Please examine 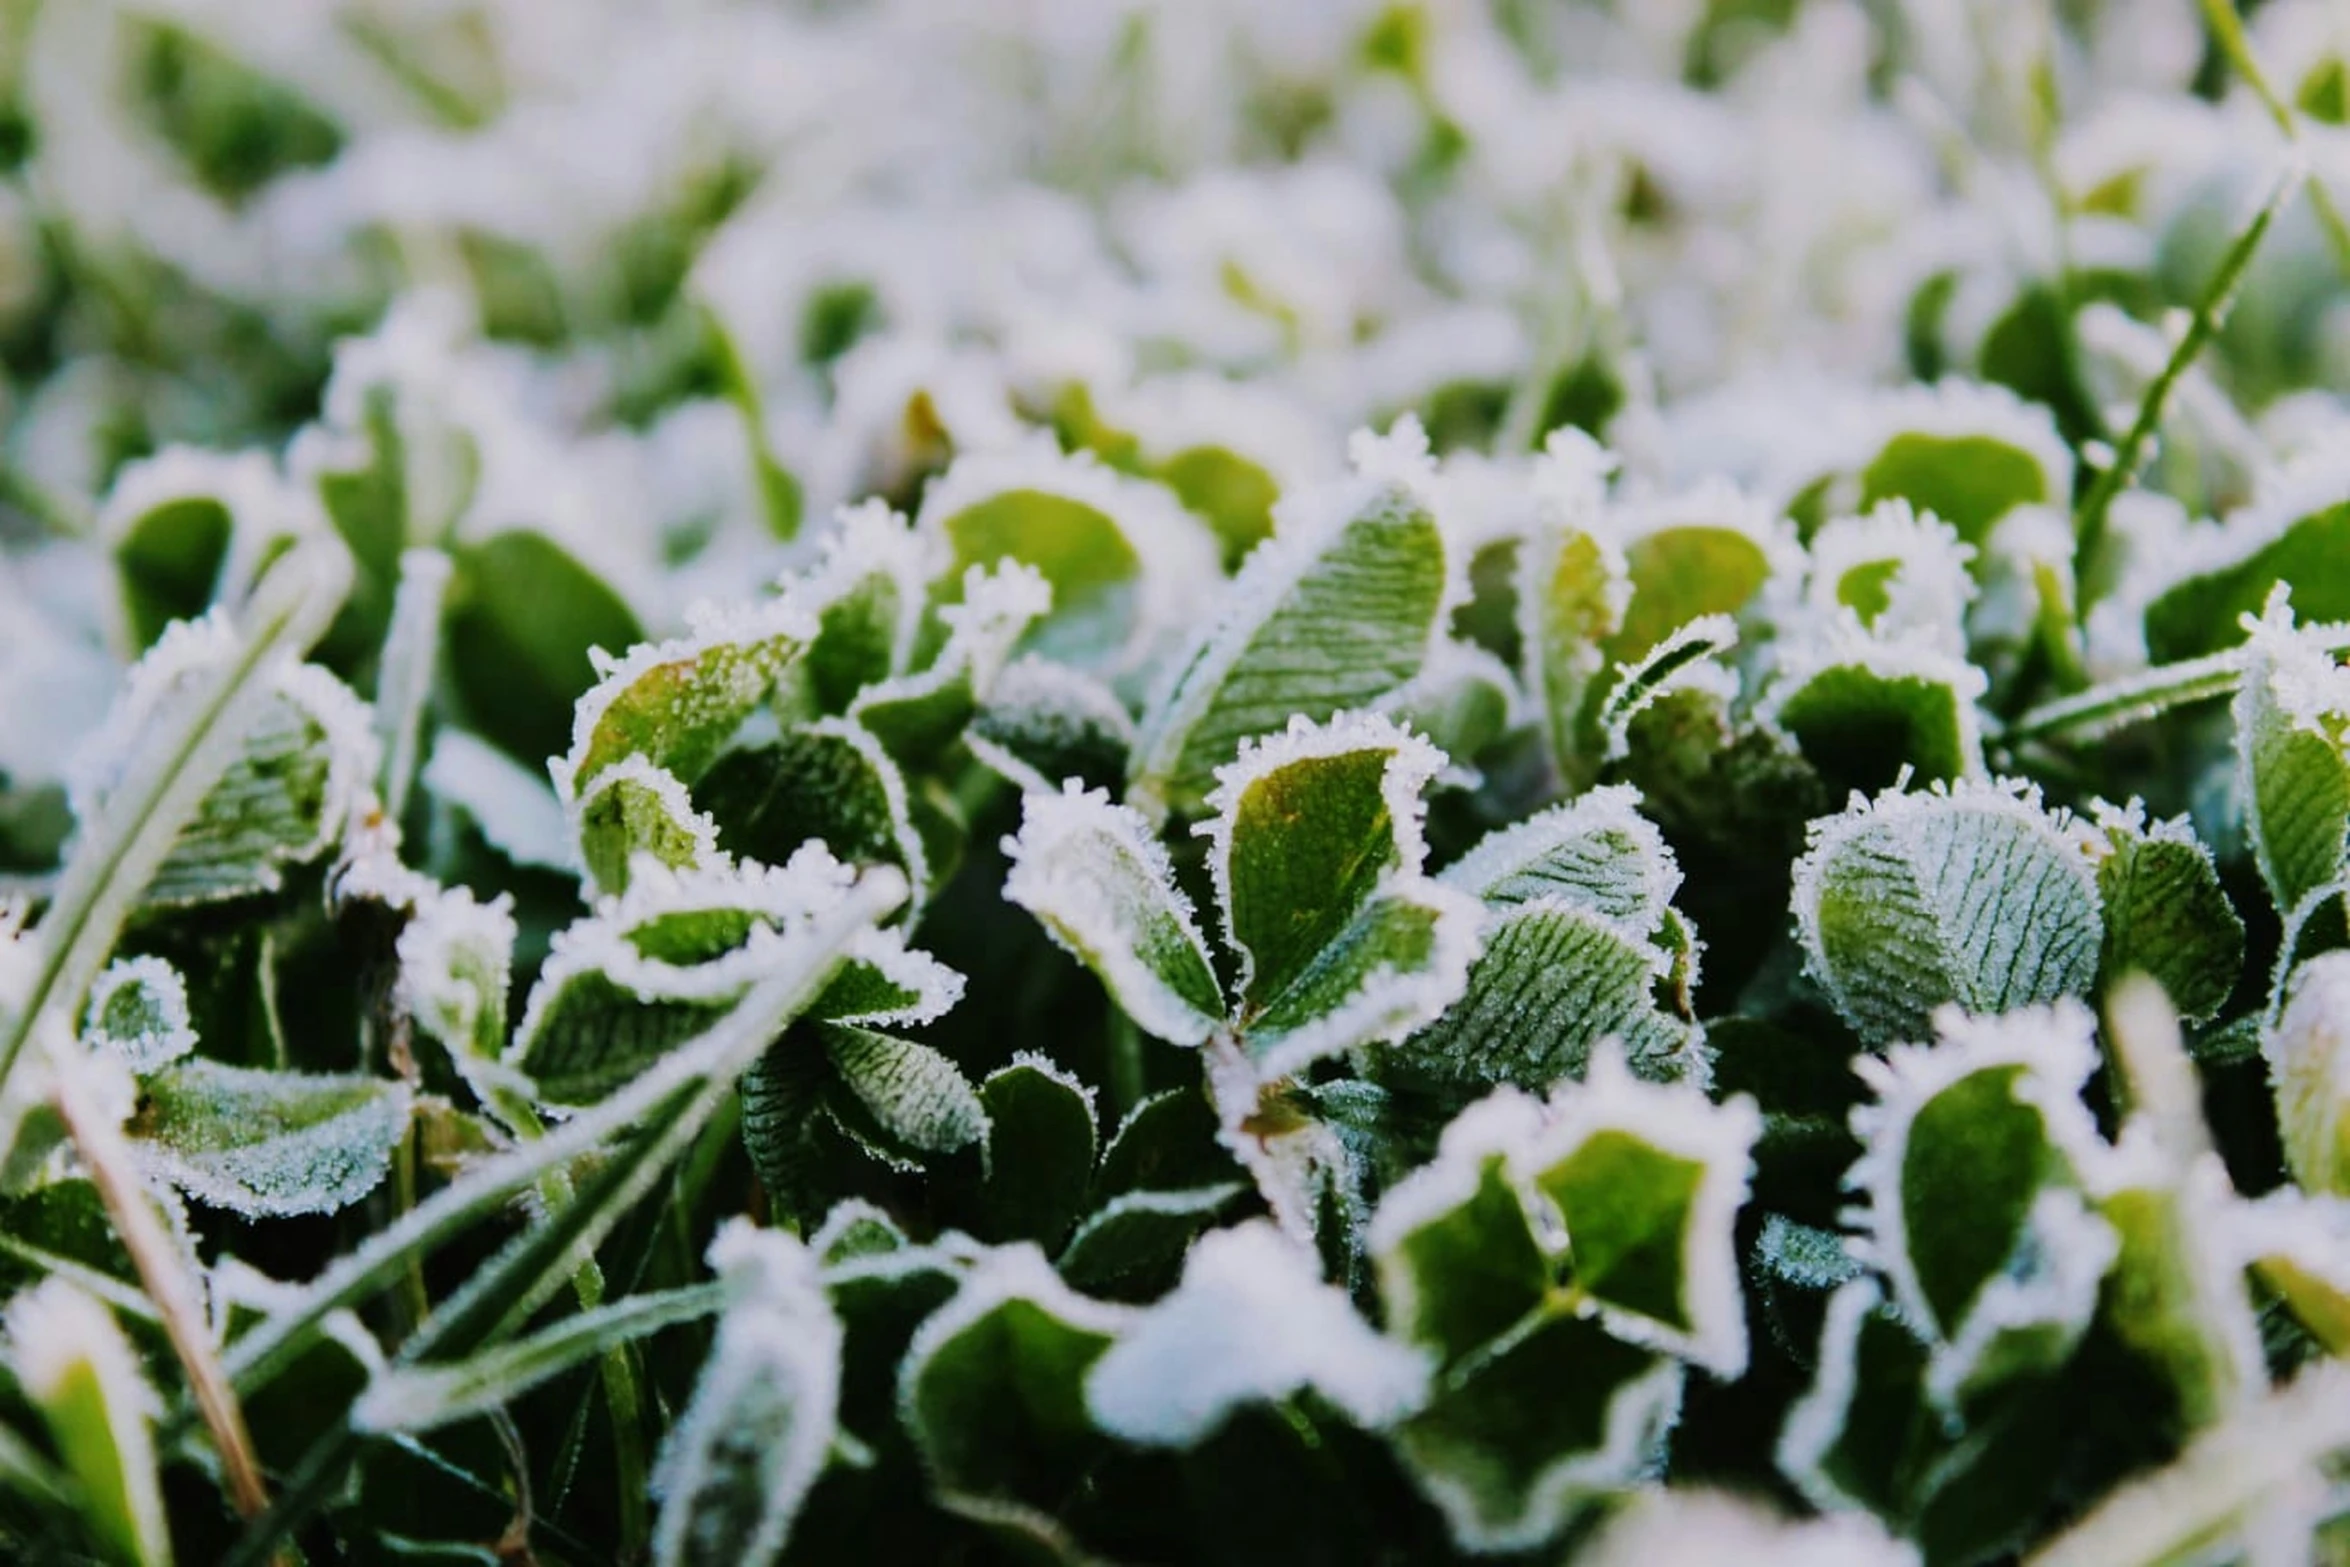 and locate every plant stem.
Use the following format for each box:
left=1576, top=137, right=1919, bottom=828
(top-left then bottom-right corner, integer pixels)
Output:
left=50, top=1053, right=273, bottom=1528
left=2072, top=159, right=2298, bottom=615
left=0, top=542, right=351, bottom=1145
left=2004, top=627, right=2350, bottom=745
